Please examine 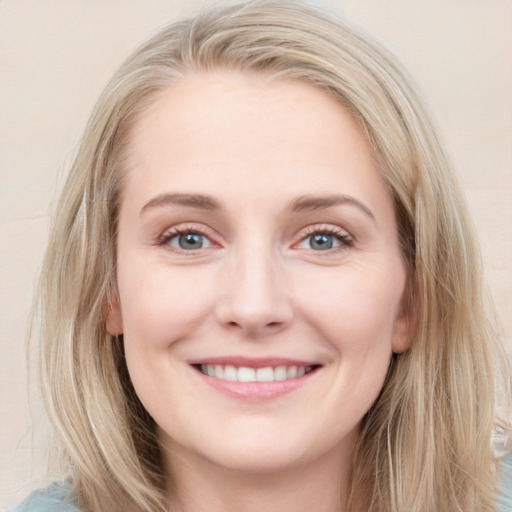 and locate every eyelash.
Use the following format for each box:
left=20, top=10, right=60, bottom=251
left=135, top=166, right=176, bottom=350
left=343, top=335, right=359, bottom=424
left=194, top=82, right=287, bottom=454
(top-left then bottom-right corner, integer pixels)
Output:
left=157, top=225, right=216, bottom=250
left=294, top=225, right=354, bottom=252
left=157, top=224, right=354, bottom=254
